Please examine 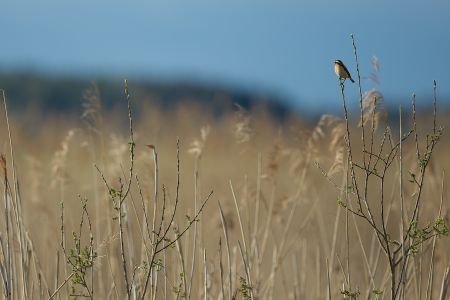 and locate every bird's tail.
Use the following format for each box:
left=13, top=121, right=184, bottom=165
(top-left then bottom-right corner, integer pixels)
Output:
left=350, top=77, right=355, bottom=83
